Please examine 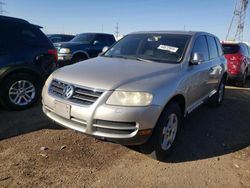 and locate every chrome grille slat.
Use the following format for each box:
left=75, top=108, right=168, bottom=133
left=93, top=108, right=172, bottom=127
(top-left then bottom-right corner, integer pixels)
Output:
left=50, top=86, right=64, bottom=95
left=72, top=95, right=96, bottom=103
left=74, top=89, right=101, bottom=98
left=49, top=79, right=103, bottom=106
left=51, top=81, right=65, bottom=89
